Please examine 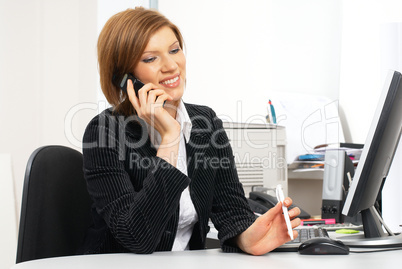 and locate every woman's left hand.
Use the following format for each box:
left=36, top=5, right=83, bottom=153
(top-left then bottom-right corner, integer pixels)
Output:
left=236, top=197, right=301, bottom=255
